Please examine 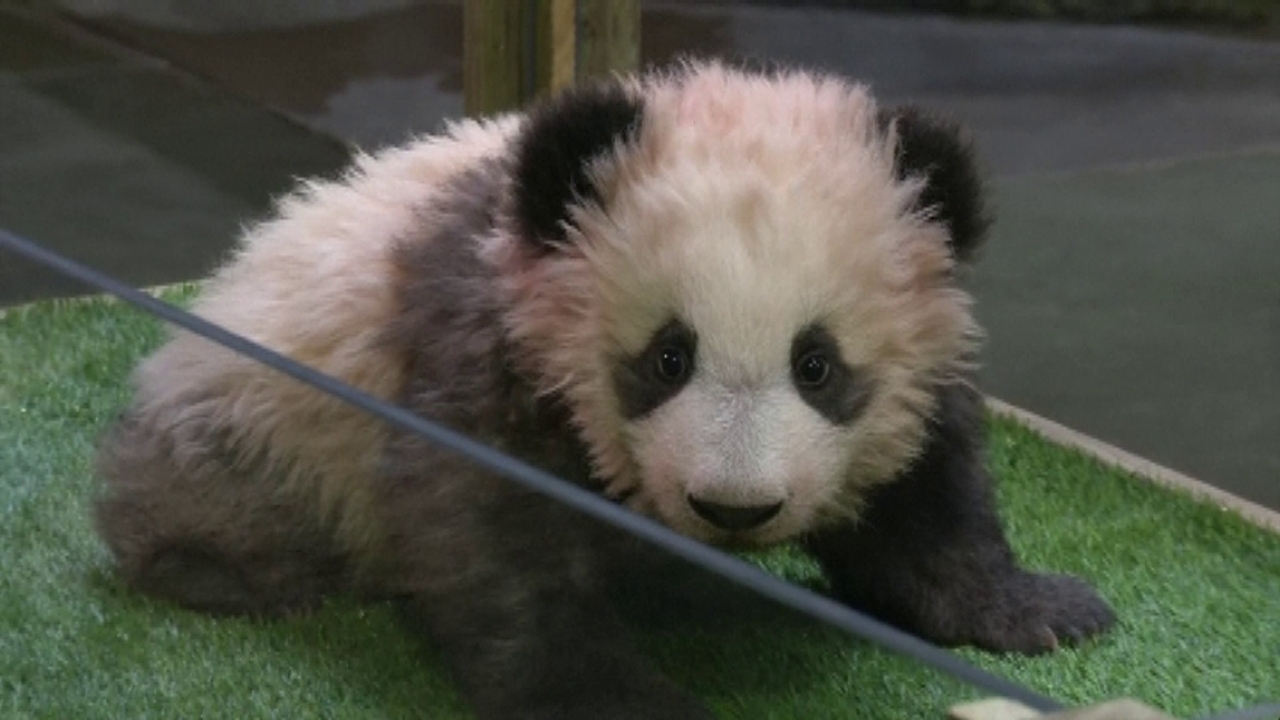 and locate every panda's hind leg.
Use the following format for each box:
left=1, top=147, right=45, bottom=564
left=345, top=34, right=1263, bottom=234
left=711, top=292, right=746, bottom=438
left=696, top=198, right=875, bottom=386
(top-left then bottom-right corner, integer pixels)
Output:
left=94, top=410, right=348, bottom=617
